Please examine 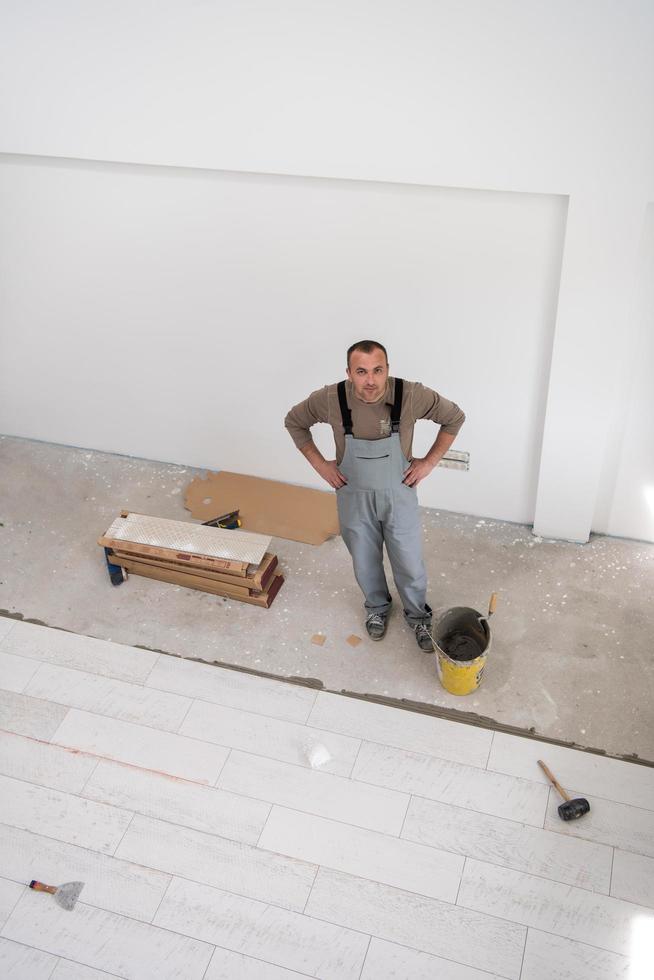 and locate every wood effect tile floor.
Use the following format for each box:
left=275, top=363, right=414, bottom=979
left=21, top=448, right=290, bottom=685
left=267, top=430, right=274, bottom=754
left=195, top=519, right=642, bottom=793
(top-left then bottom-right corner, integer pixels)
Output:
left=0, top=619, right=652, bottom=979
